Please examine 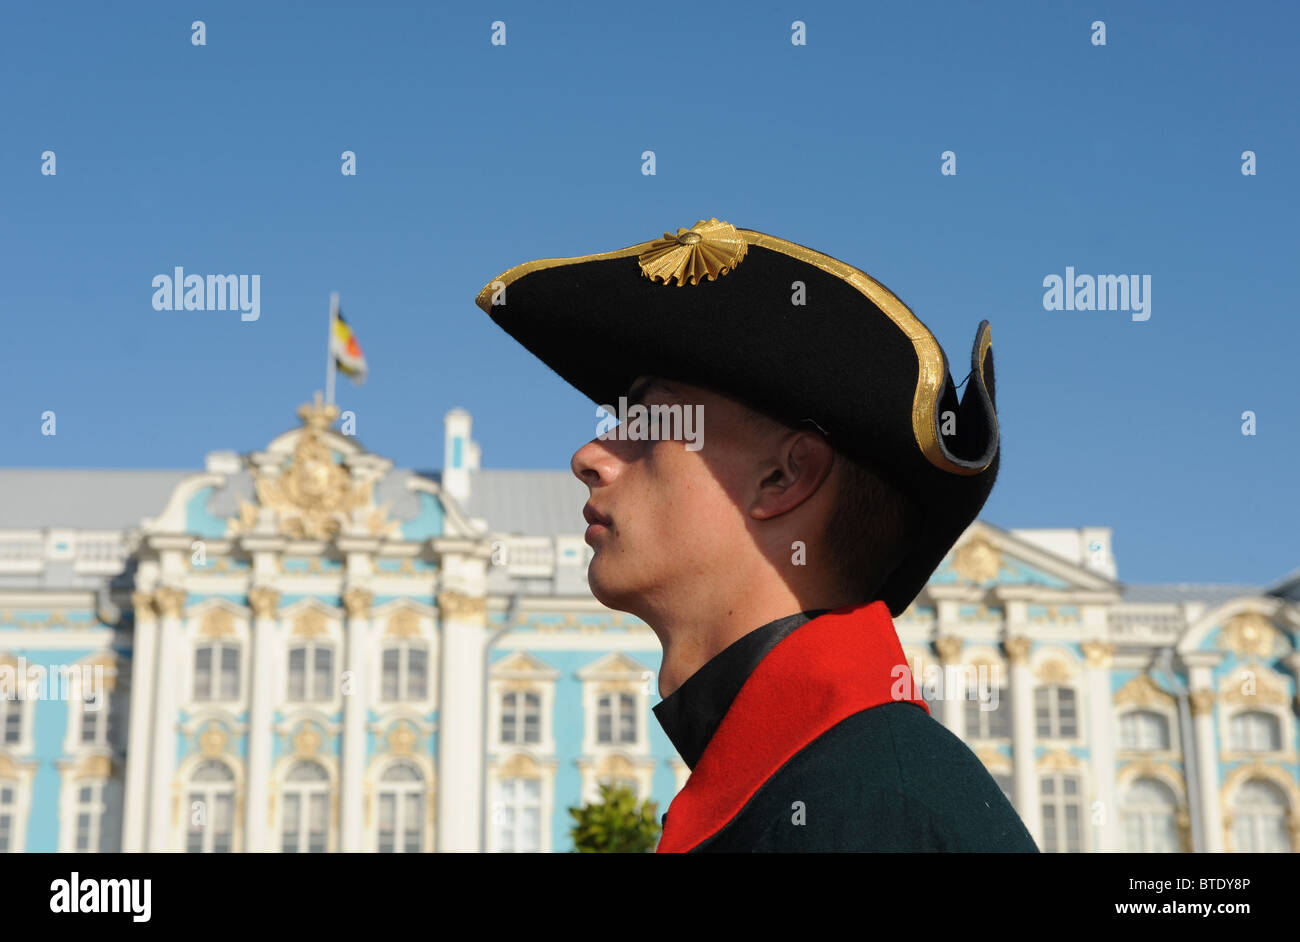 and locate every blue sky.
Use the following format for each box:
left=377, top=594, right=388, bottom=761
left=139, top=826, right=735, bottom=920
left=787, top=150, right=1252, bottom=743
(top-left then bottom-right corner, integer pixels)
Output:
left=2, top=1, right=1296, bottom=586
